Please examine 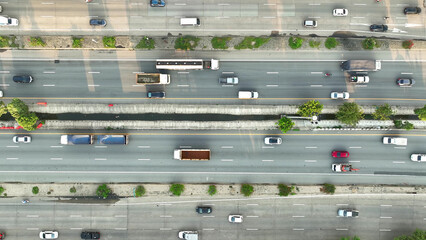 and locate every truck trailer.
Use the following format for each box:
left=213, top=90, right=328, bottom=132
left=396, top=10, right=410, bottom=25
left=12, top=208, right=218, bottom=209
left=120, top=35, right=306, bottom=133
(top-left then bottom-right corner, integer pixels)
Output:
left=61, top=135, right=94, bottom=145
left=135, top=73, right=170, bottom=85
left=174, top=149, right=211, bottom=160
left=341, top=60, right=381, bottom=72
left=96, top=135, right=129, bottom=145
